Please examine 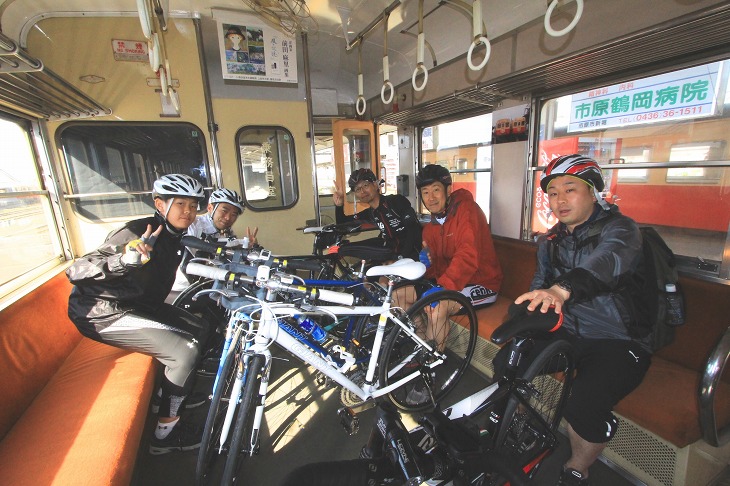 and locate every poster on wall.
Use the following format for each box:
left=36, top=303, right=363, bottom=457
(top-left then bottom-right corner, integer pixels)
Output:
left=213, top=10, right=297, bottom=83
left=491, top=104, right=530, bottom=144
